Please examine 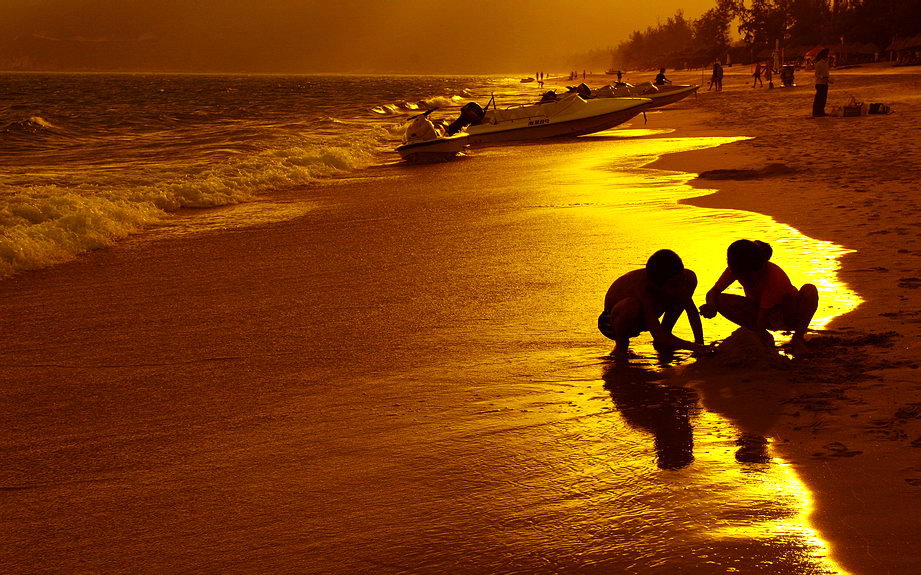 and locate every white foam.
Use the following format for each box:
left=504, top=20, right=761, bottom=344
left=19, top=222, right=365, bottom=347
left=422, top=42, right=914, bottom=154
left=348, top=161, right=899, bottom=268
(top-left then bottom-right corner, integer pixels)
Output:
left=0, top=136, right=382, bottom=278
